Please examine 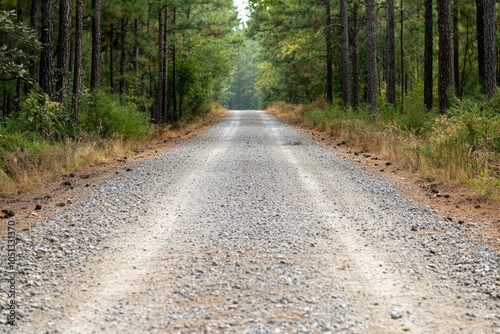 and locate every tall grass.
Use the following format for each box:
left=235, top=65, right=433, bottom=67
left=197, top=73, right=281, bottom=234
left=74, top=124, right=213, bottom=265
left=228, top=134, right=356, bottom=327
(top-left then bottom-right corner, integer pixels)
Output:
left=268, top=95, right=500, bottom=201
left=0, top=91, right=225, bottom=196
